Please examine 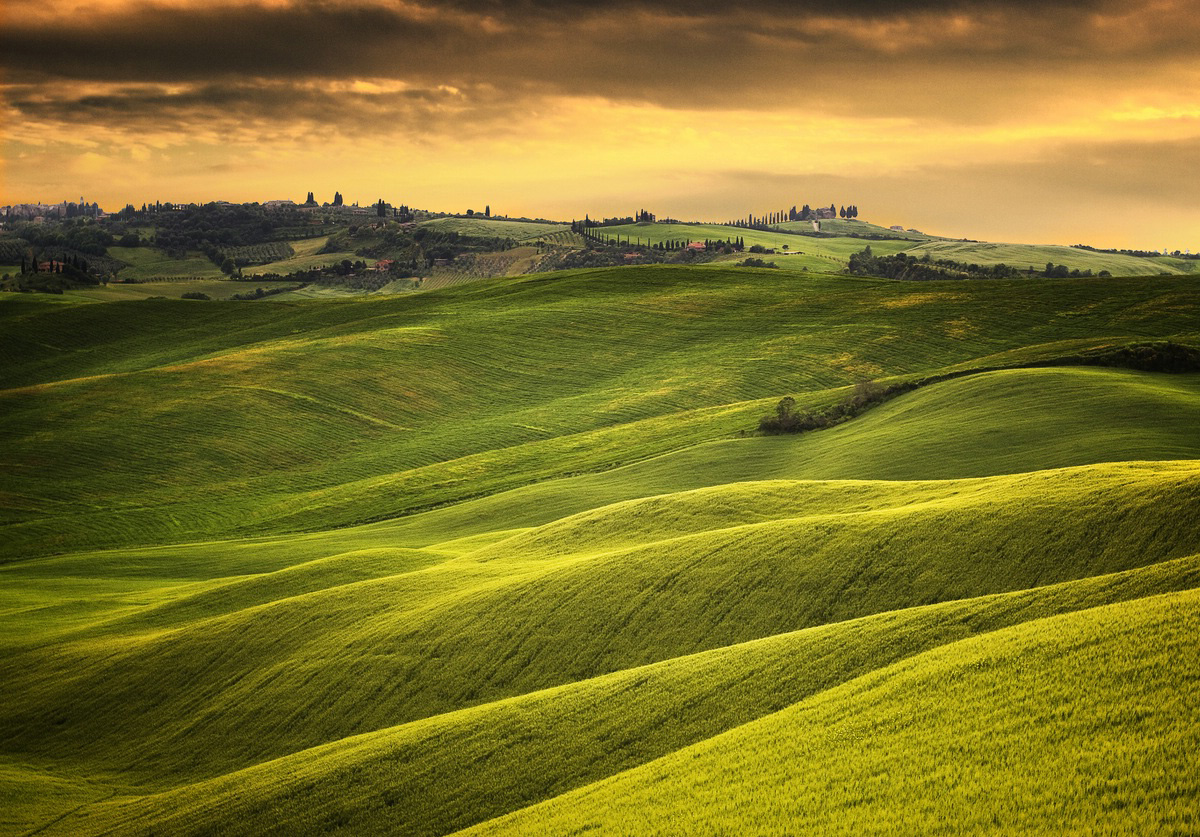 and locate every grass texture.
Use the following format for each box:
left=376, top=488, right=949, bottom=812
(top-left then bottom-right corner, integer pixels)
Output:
left=1, top=263, right=1198, bottom=835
